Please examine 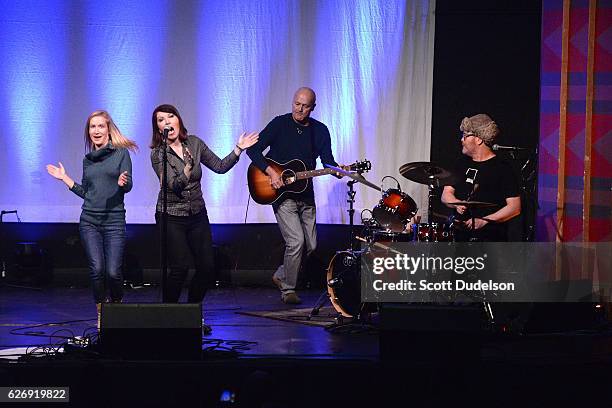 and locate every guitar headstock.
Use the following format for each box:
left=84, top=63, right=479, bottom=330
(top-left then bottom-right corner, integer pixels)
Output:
left=350, top=159, right=371, bottom=173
